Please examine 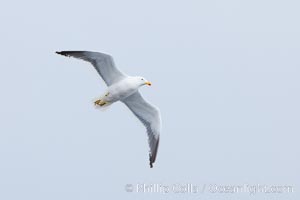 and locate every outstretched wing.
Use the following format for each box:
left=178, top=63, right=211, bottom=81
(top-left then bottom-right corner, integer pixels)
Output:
left=56, top=51, right=126, bottom=86
left=122, top=92, right=161, bottom=168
